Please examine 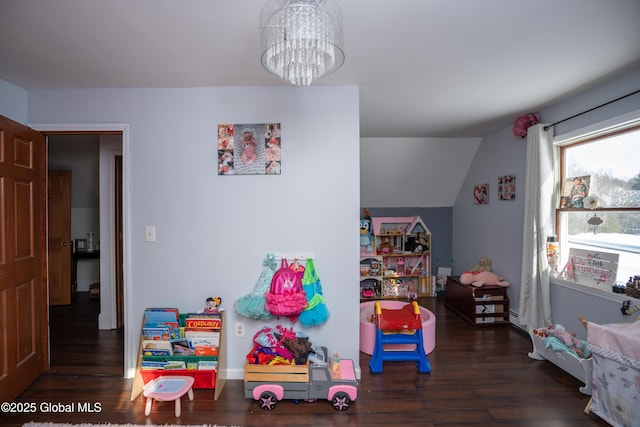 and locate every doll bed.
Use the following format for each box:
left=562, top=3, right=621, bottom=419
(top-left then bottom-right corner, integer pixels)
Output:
left=585, top=319, right=640, bottom=427
left=528, top=329, right=593, bottom=395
